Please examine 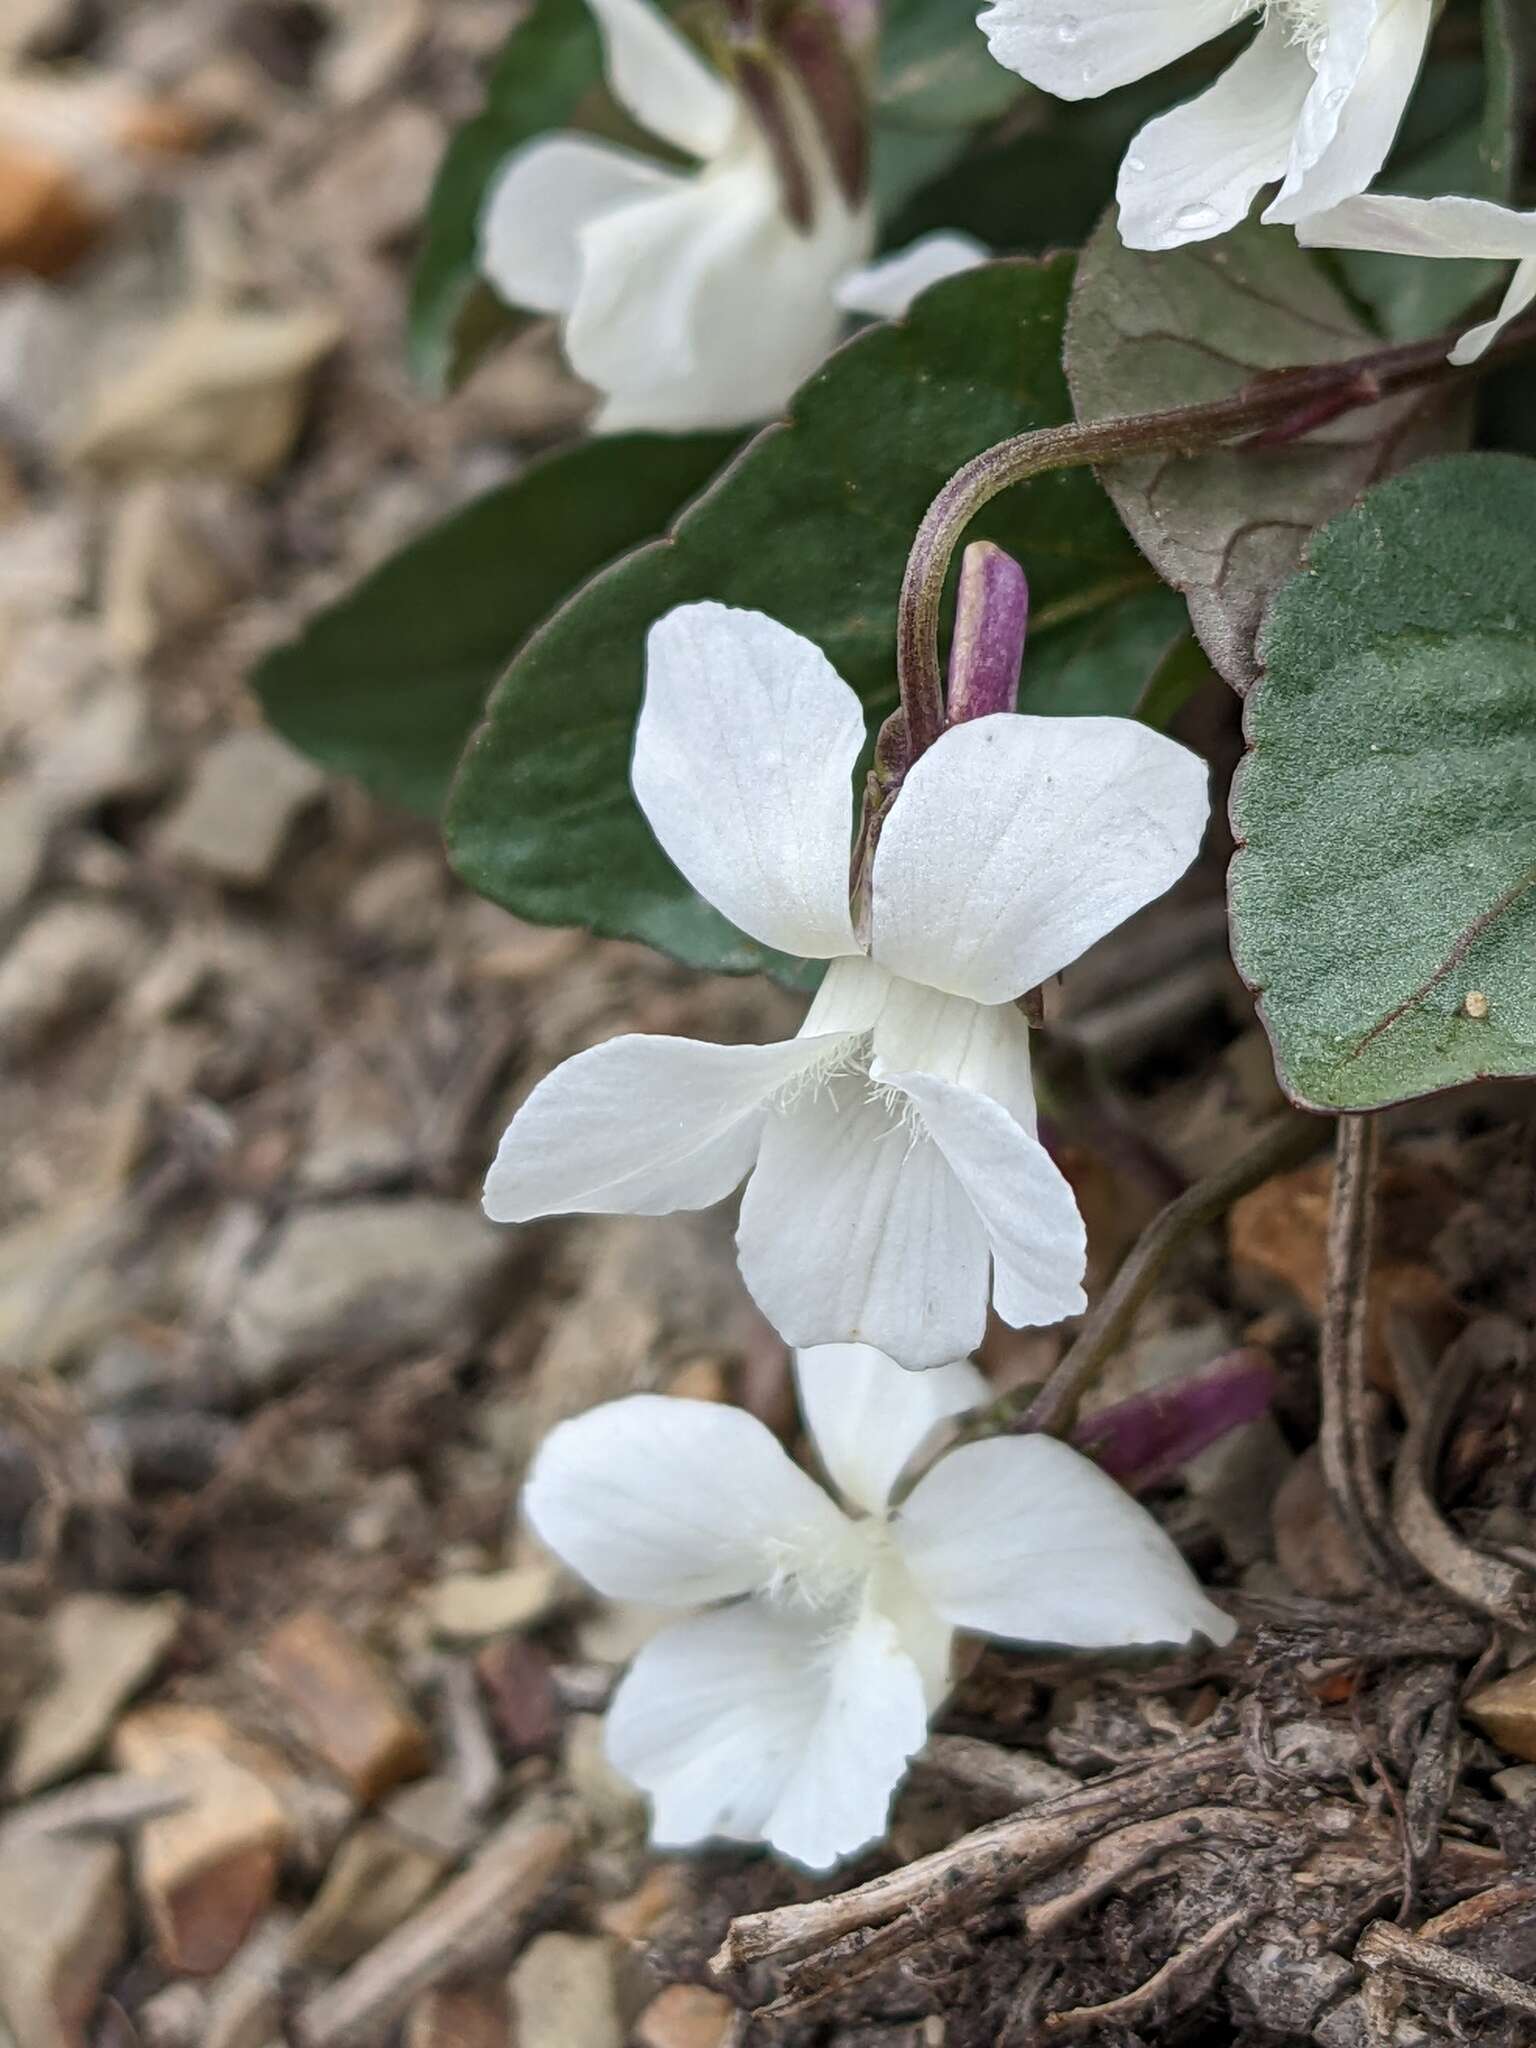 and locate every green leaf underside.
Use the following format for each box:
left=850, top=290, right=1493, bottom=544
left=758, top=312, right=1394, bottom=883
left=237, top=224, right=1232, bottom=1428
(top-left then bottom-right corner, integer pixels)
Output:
left=253, top=433, right=740, bottom=818
left=1065, top=215, right=1468, bottom=696
left=1229, top=453, right=1536, bottom=1113
left=446, top=257, right=1172, bottom=977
